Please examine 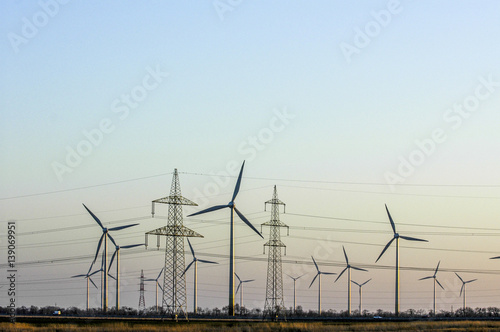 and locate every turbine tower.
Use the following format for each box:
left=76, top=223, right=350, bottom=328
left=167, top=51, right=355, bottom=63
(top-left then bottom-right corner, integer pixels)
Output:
left=235, top=273, right=254, bottom=314
left=285, top=273, right=306, bottom=314
left=454, top=272, right=477, bottom=313
left=261, top=185, right=289, bottom=319
left=108, top=243, right=143, bottom=310
left=309, top=256, right=336, bottom=315
left=351, top=278, right=371, bottom=314
left=84, top=204, right=138, bottom=312
left=334, top=246, right=367, bottom=315
left=419, top=261, right=444, bottom=315
left=187, top=161, right=263, bottom=316
left=145, top=268, right=164, bottom=312
left=182, top=238, right=218, bottom=314
left=376, top=204, right=428, bottom=315
left=138, top=269, right=145, bottom=311
left=145, top=169, right=203, bottom=319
